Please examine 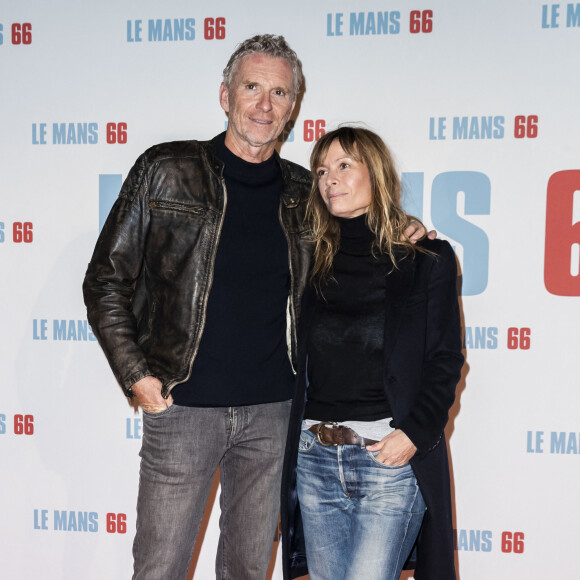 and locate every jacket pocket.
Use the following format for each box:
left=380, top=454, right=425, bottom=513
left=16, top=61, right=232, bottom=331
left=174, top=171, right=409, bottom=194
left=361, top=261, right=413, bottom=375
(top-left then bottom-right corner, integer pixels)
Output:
left=148, top=200, right=207, bottom=216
